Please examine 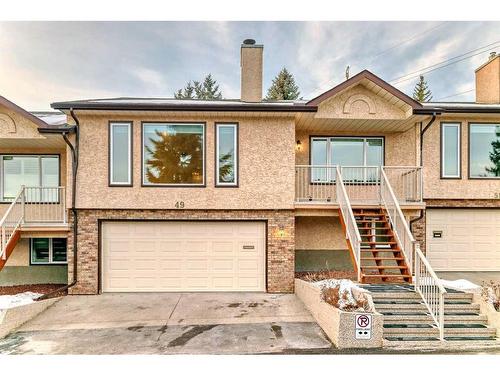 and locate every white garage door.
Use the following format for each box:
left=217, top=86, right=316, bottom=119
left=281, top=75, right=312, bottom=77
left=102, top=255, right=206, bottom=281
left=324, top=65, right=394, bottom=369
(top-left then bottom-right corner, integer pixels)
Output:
left=102, top=221, right=266, bottom=292
left=426, top=209, right=500, bottom=271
